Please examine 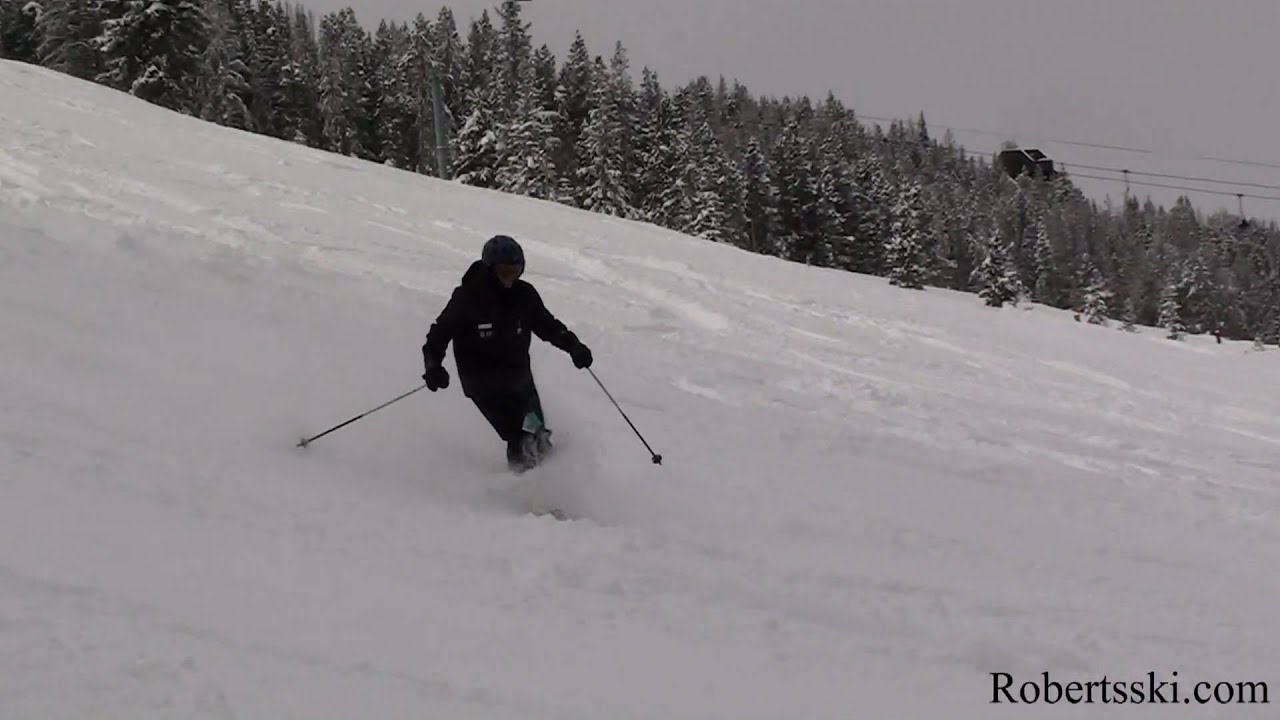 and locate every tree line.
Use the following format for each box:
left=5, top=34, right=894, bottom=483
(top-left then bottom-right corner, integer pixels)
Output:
left=4, top=0, right=1279, bottom=343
